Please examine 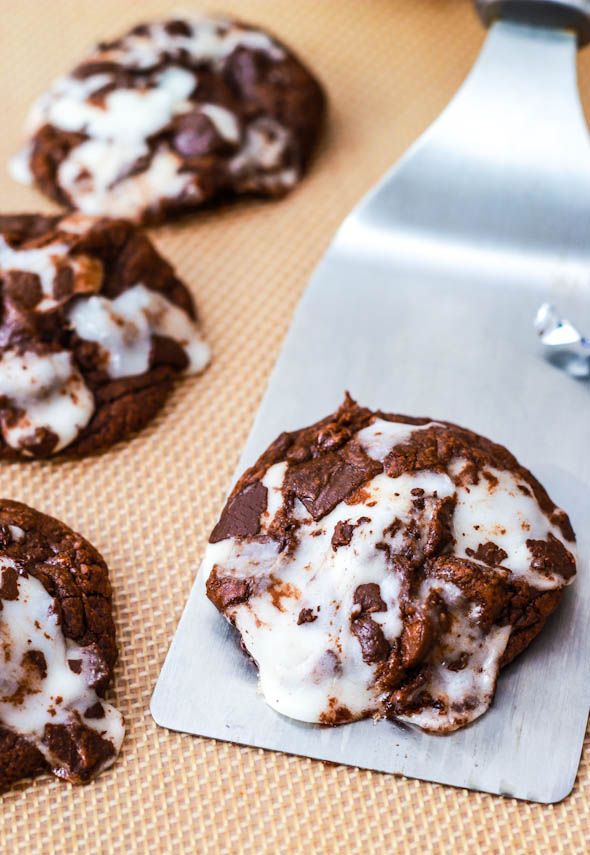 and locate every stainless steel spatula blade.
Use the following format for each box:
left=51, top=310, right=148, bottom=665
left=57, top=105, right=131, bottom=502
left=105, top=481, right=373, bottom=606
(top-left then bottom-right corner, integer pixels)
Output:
left=152, top=2, right=590, bottom=802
